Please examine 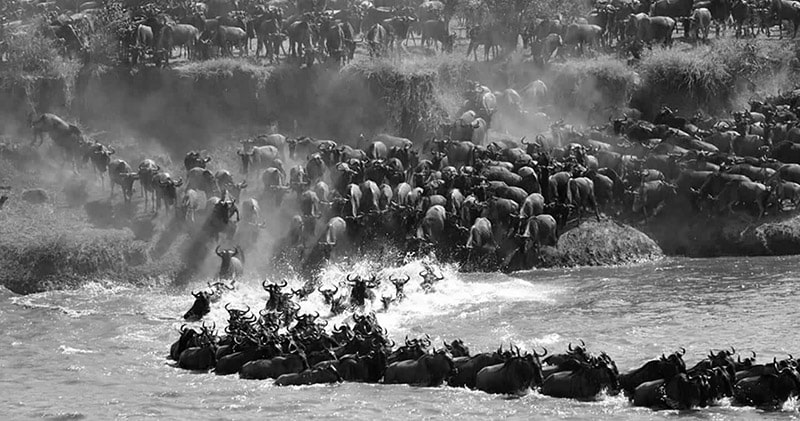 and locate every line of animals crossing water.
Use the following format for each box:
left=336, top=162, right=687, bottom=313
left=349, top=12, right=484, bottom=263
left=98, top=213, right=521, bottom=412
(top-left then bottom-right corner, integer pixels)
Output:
left=170, top=290, right=800, bottom=411
left=182, top=266, right=444, bottom=322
